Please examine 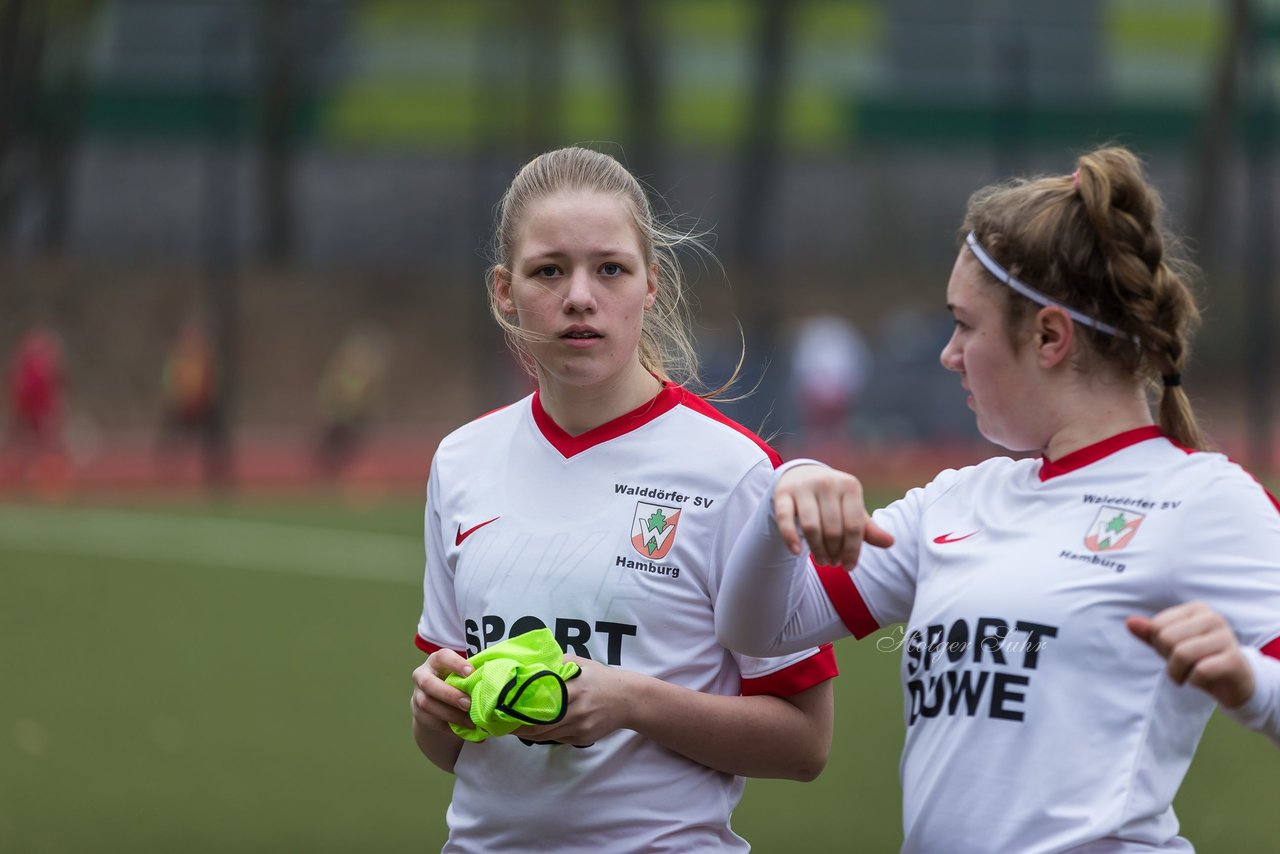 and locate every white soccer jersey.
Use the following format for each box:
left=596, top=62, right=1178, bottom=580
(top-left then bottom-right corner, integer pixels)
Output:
left=415, top=382, right=836, bottom=853
left=813, top=426, right=1280, bottom=853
